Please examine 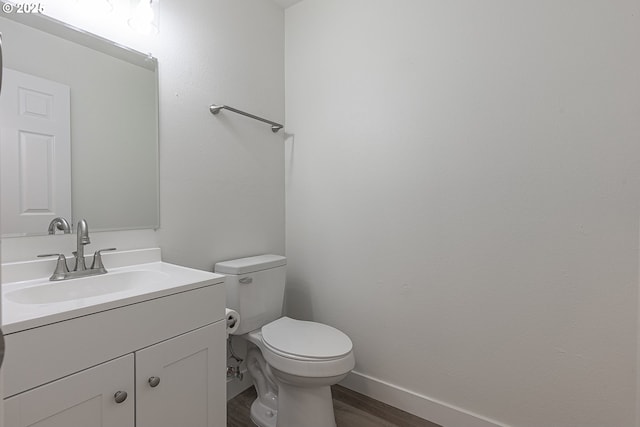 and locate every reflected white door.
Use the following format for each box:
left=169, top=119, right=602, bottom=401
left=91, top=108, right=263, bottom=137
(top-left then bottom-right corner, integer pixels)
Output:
left=0, top=68, right=71, bottom=236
